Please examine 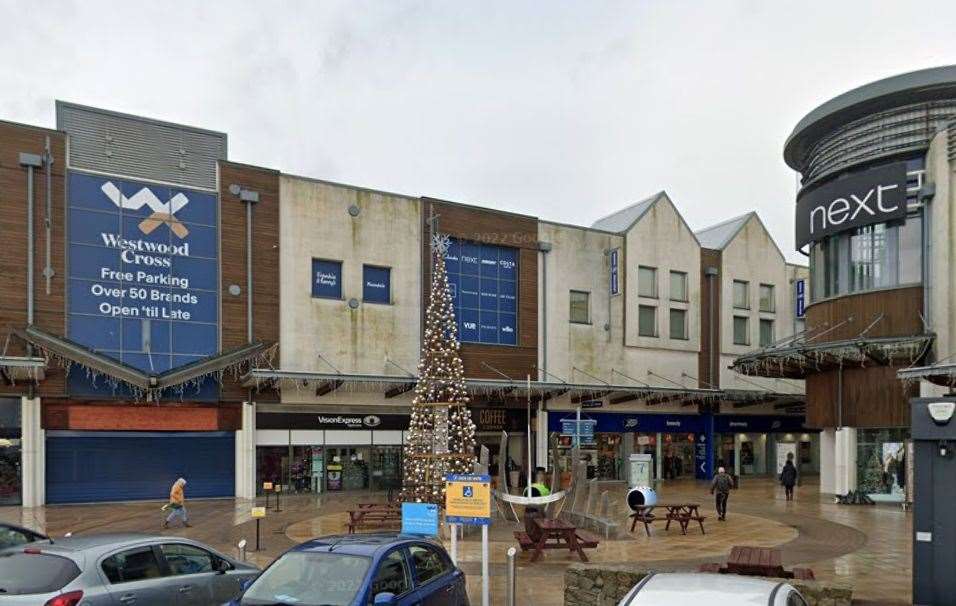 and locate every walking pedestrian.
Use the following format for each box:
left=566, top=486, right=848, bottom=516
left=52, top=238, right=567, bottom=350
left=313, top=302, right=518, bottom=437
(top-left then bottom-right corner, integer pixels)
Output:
left=710, top=466, right=733, bottom=521
left=780, top=454, right=798, bottom=501
left=163, top=477, right=191, bottom=528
